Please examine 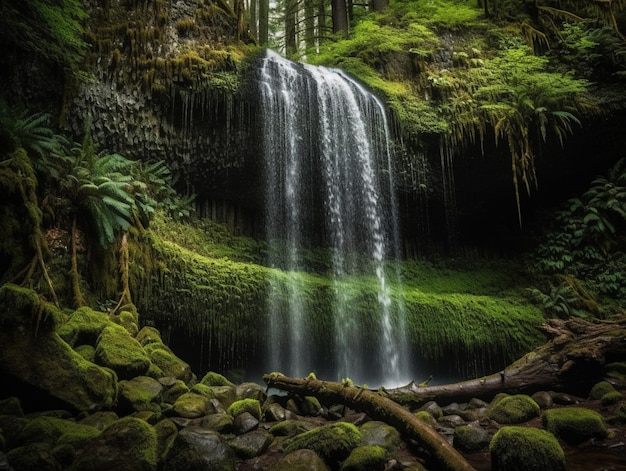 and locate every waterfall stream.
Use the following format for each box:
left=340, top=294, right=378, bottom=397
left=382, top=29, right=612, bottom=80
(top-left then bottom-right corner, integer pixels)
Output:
left=259, top=50, right=410, bottom=386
